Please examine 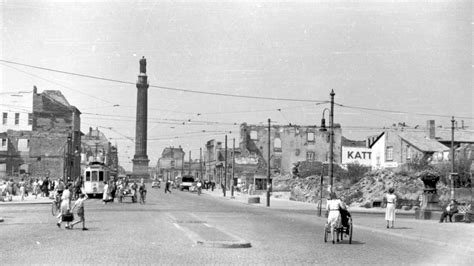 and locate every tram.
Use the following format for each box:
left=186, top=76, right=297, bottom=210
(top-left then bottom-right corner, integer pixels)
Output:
left=82, top=162, right=111, bottom=197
